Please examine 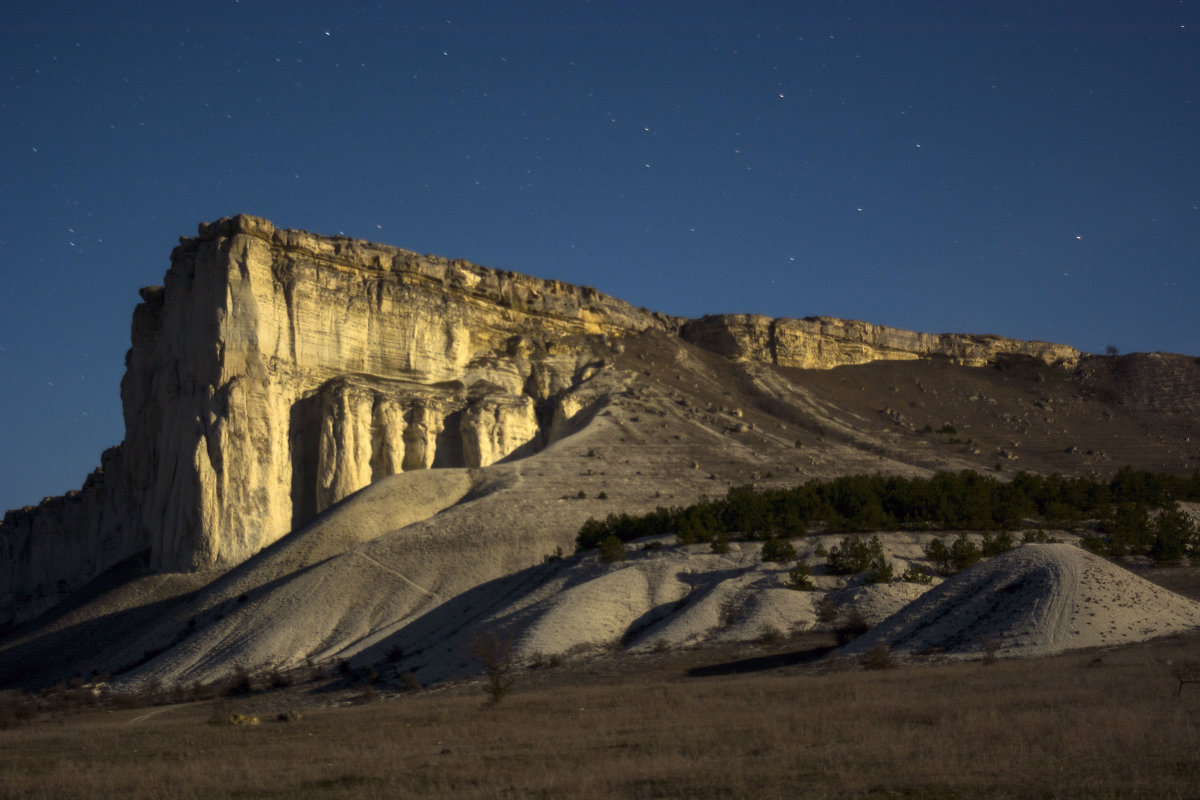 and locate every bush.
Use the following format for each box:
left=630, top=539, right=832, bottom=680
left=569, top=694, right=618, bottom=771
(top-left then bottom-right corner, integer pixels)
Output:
left=469, top=630, right=515, bottom=705
left=786, top=561, right=815, bottom=590
left=598, top=535, right=627, bottom=564
left=827, top=535, right=891, bottom=582
left=1100, top=504, right=1152, bottom=557
left=816, top=596, right=839, bottom=624
left=901, top=564, right=933, bottom=584
left=867, top=553, right=894, bottom=585
left=925, top=537, right=953, bottom=573
left=926, top=534, right=982, bottom=575
left=982, top=531, right=1015, bottom=557
left=861, top=645, right=896, bottom=670
left=826, top=535, right=875, bottom=574
left=1150, top=507, right=1197, bottom=562
left=949, top=534, right=982, bottom=571
left=835, top=610, right=871, bottom=645
left=1080, top=533, right=1109, bottom=556
left=1022, top=529, right=1060, bottom=544
left=0, top=691, right=36, bottom=730
left=761, top=537, right=797, bottom=563
left=224, top=666, right=253, bottom=697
